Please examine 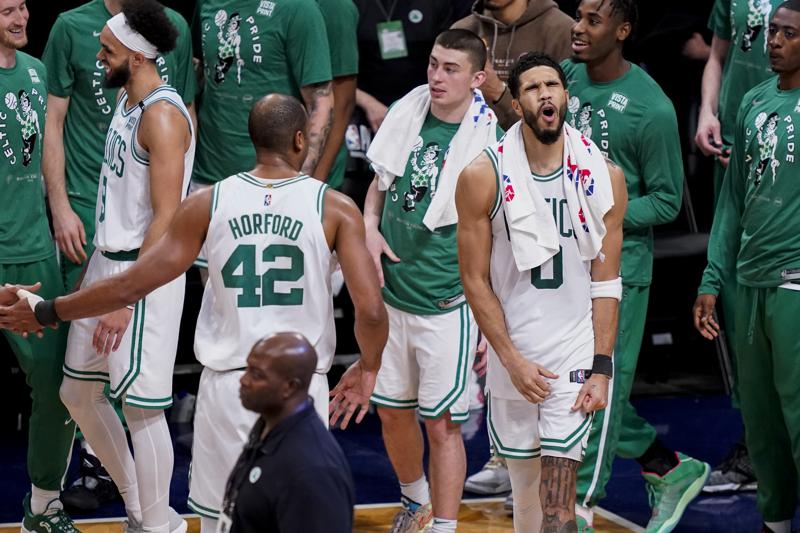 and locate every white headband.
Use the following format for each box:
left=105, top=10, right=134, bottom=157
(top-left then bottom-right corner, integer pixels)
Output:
left=106, top=12, right=158, bottom=59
